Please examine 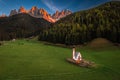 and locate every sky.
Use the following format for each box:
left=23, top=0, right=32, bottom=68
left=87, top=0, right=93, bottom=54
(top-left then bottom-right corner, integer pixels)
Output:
left=0, top=0, right=113, bottom=16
